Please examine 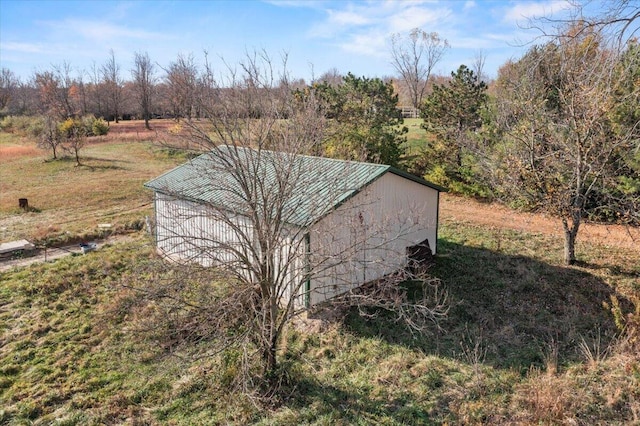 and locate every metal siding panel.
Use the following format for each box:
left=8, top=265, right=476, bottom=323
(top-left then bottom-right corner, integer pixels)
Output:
left=306, top=173, right=439, bottom=305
